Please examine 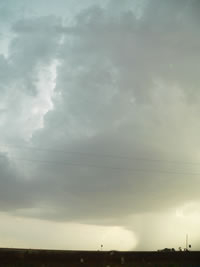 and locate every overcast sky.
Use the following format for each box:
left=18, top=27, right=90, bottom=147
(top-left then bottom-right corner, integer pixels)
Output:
left=0, top=0, right=200, bottom=251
